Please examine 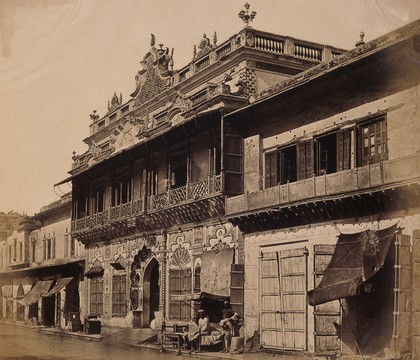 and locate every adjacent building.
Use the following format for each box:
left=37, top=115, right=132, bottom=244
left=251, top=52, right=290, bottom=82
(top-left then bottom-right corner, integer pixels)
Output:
left=225, top=20, right=420, bottom=358
left=0, top=194, right=85, bottom=327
